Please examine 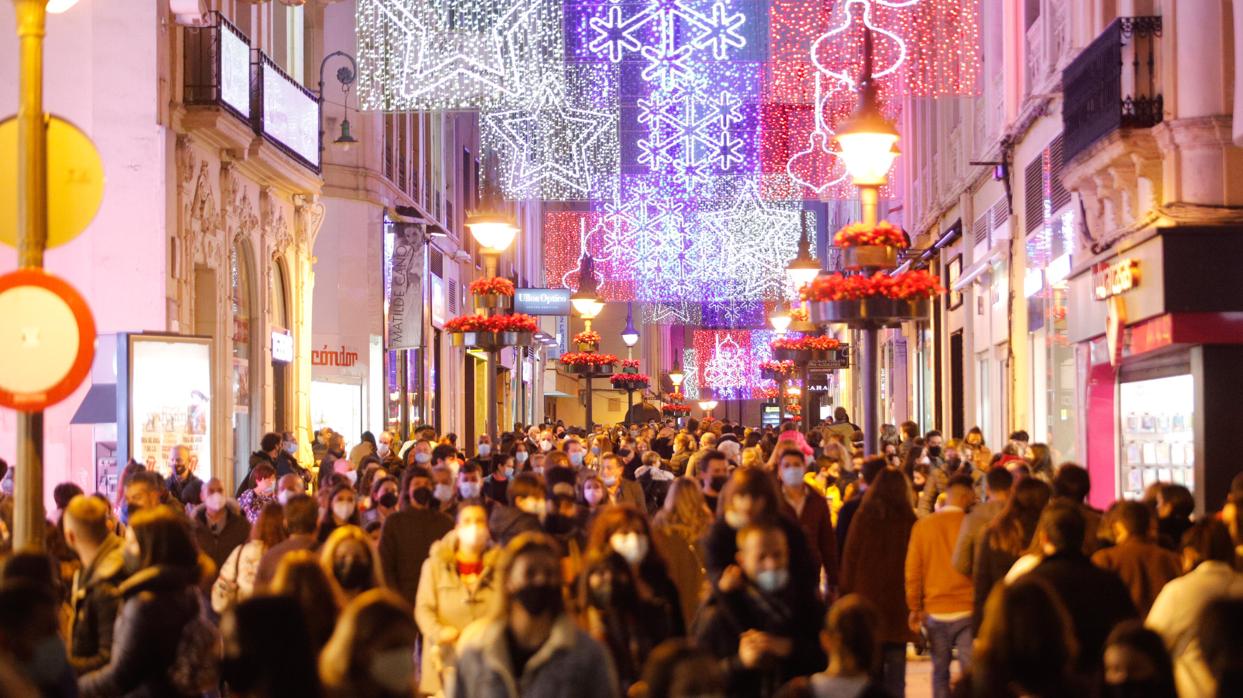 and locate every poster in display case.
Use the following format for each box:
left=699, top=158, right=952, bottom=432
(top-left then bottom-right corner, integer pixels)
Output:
left=1118, top=374, right=1195, bottom=501
left=118, top=334, right=214, bottom=484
